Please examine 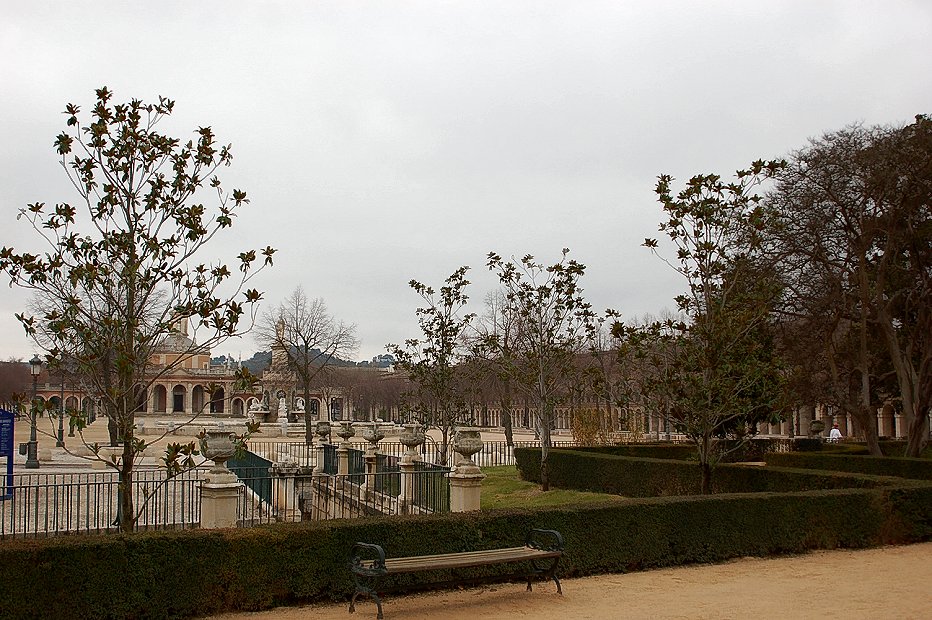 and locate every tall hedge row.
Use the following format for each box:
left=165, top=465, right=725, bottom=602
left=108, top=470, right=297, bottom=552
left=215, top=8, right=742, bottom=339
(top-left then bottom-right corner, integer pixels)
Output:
left=764, top=453, right=932, bottom=480
left=1, top=482, right=930, bottom=619
left=514, top=448, right=892, bottom=496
